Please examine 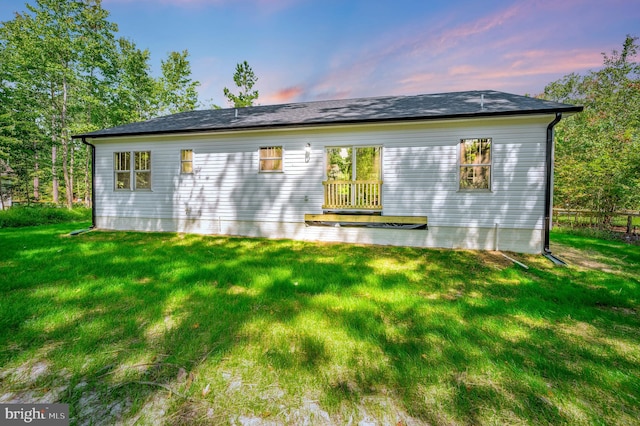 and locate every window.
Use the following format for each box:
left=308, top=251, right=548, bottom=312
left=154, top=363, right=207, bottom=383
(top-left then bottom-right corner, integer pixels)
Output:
left=324, top=146, right=382, bottom=210
left=325, top=146, right=381, bottom=181
left=114, top=151, right=151, bottom=190
left=114, top=152, right=131, bottom=190
left=459, top=138, right=491, bottom=190
left=181, top=149, right=193, bottom=174
left=135, top=151, right=151, bottom=190
left=259, top=146, right=283, bottom=172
